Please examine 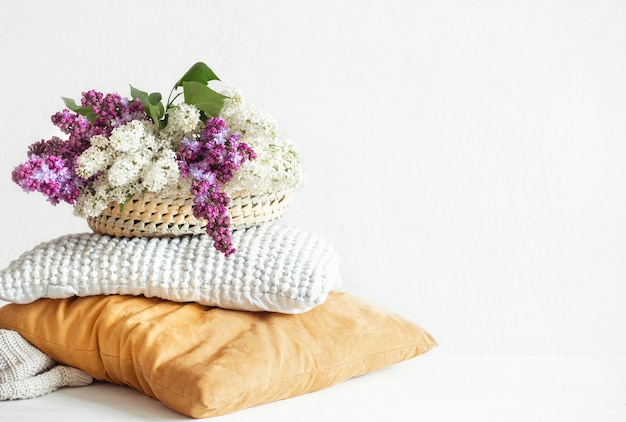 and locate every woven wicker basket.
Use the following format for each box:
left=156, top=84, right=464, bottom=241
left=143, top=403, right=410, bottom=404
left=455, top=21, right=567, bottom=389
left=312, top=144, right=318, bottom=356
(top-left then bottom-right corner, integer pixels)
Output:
left=87, top=190, right=293, bottom=238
